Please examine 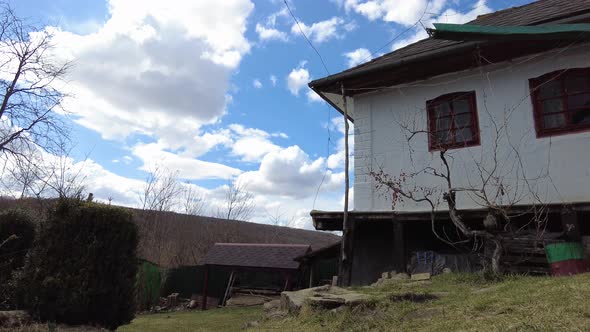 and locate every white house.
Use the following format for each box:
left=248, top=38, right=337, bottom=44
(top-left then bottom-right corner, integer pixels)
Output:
left=309, top=0, right=590, bottom=285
